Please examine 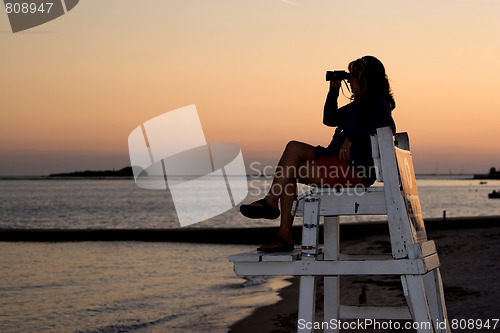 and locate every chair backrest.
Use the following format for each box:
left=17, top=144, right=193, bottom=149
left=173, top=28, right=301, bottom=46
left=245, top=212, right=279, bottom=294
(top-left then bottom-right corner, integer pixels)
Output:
left=374, top=127, right=428, bottom=258
left=371, top=132, right=410, bottom=182
left=394, top=145, right=427, bottom=243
